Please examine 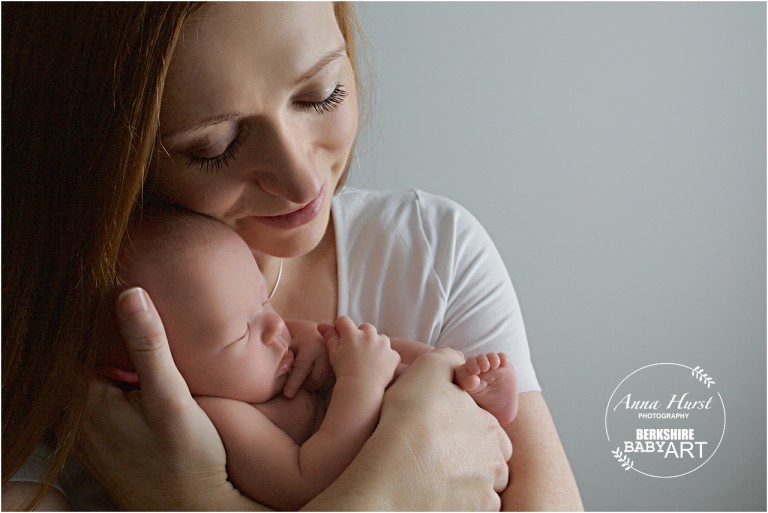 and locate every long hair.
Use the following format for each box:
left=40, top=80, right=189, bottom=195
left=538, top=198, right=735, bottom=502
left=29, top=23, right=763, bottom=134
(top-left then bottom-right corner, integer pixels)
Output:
left=2, top=3, right=200, bottom=506
left=1, top=2, right=366, bottom=508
